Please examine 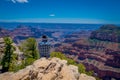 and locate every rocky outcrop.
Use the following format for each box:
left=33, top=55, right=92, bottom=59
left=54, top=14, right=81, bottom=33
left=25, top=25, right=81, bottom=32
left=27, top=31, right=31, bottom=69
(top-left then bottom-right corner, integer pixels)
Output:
left=0, top=38, right=5, bottom=60
left=0, top=57, right=95, bottom=80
